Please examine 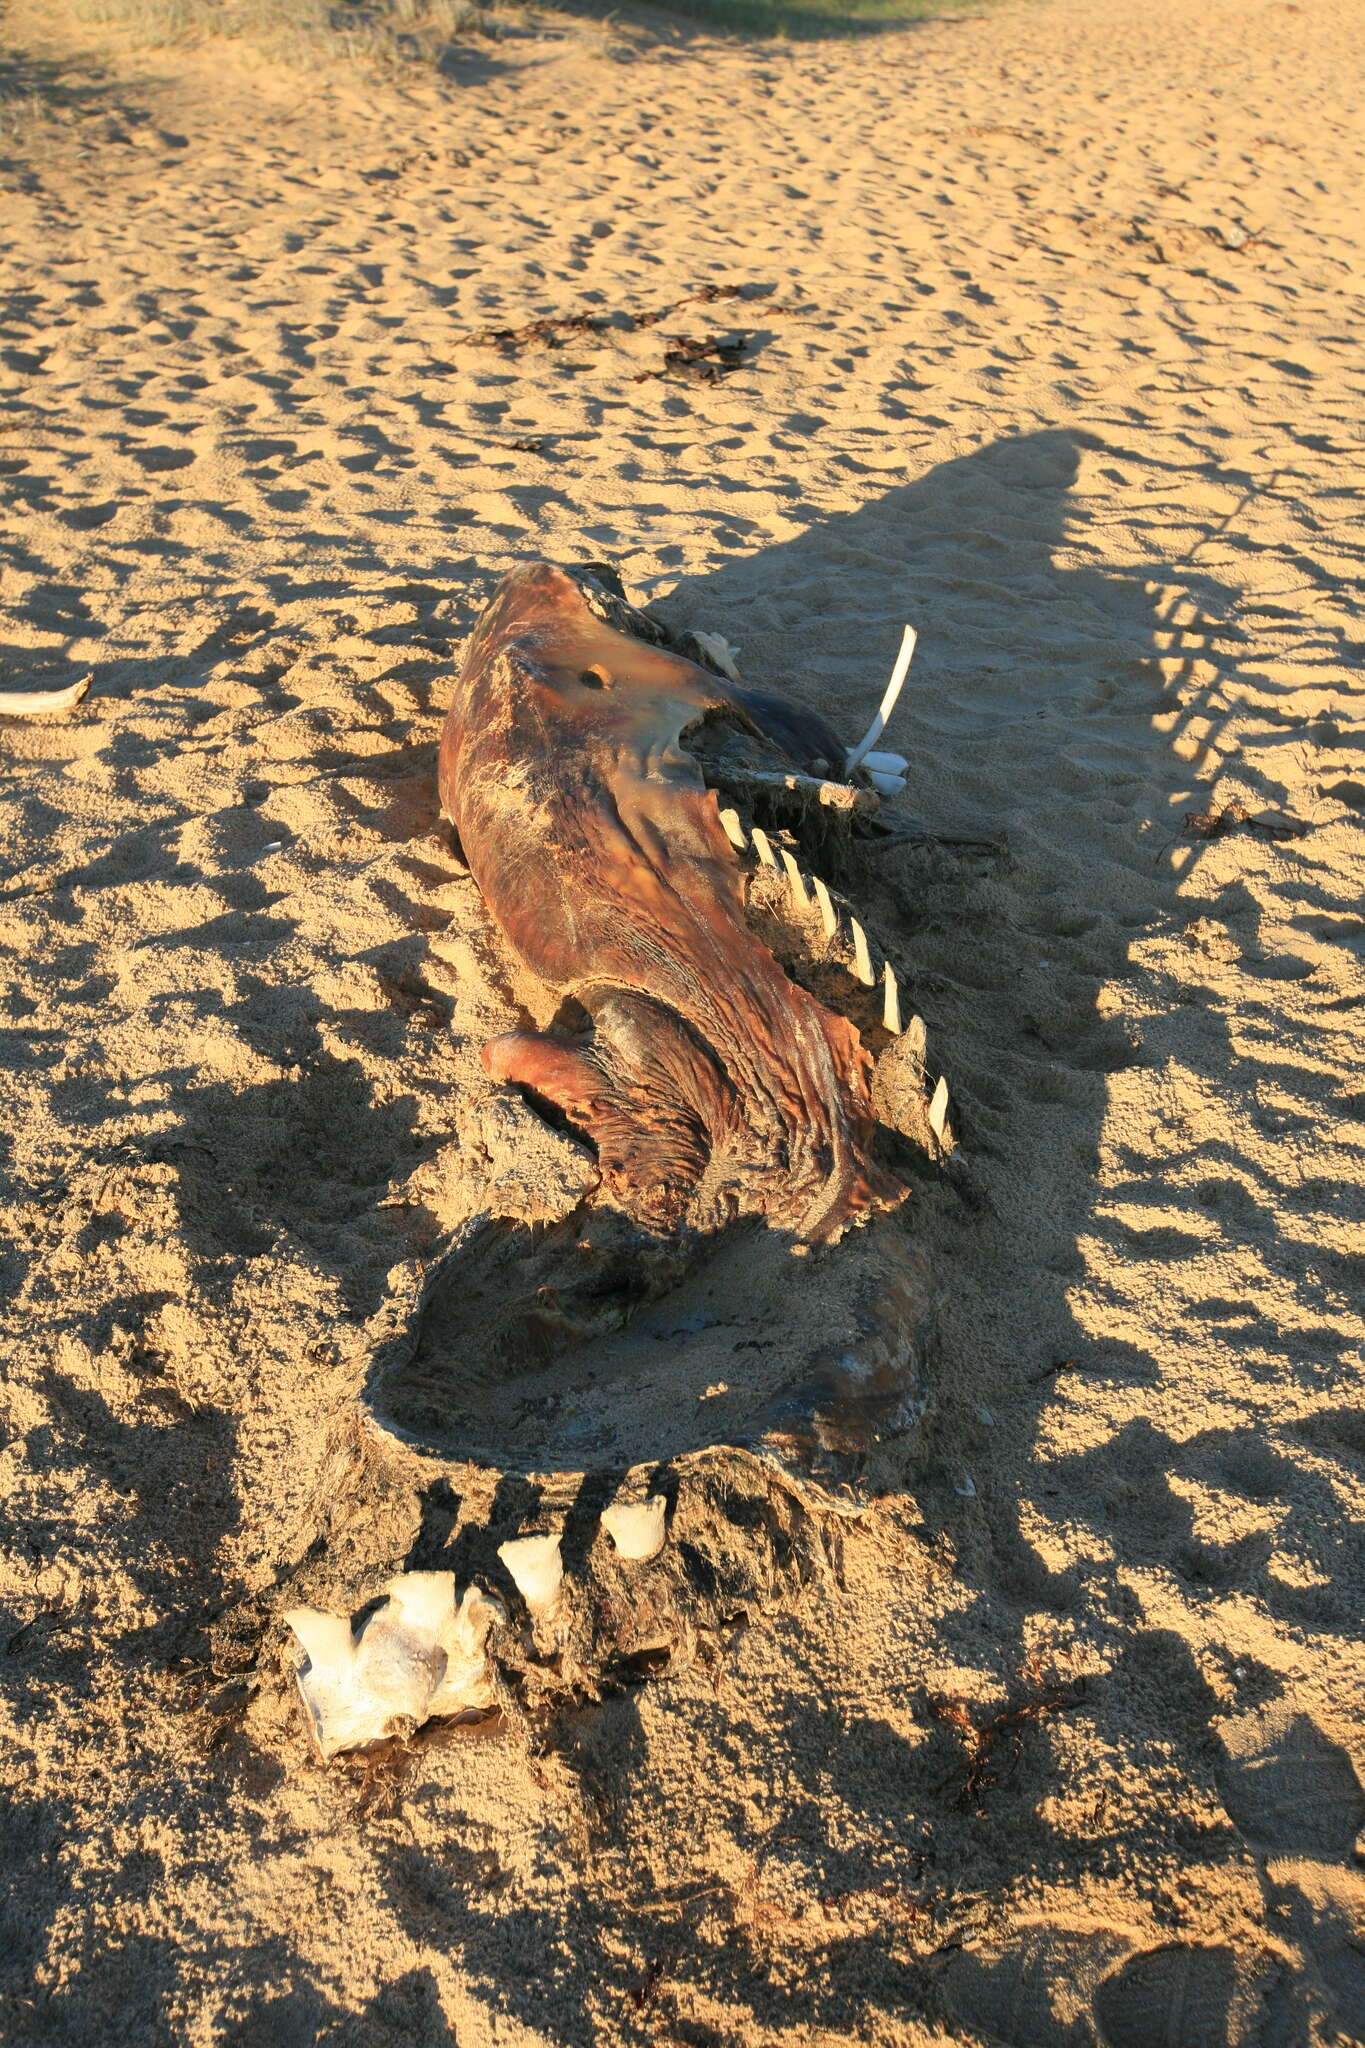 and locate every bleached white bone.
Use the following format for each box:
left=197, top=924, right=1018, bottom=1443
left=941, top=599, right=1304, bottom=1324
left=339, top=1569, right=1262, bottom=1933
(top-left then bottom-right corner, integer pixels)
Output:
left=0, top=673, right=92, bottom=718
left=750, top=826, right=779, bottom=871
left=812, top=875, right=838, bottom=939
left=780, top=849, right=811, bottom=909
left=691, top=630, right=742, bottom=684
left=862, top=750, right=909, bottom=775
left=846, top=625, right=916, bottom=774
left=905, top=1013, right=927, bottom=1065
left=929, top=1075, right=950, bottom=1139
left=868, top=770, right=907, bottom=798
left=286, top=1571, right=504, bottom=1760
left=882, top=964, right=903, bottom=1034
left=498, top=1532, right=564, bottom=1613
left=850, top=918, right=876, bottom=987
left=718, top=806, right=746, bottom=850
left=600, top=1495, right=667, bottom=1561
